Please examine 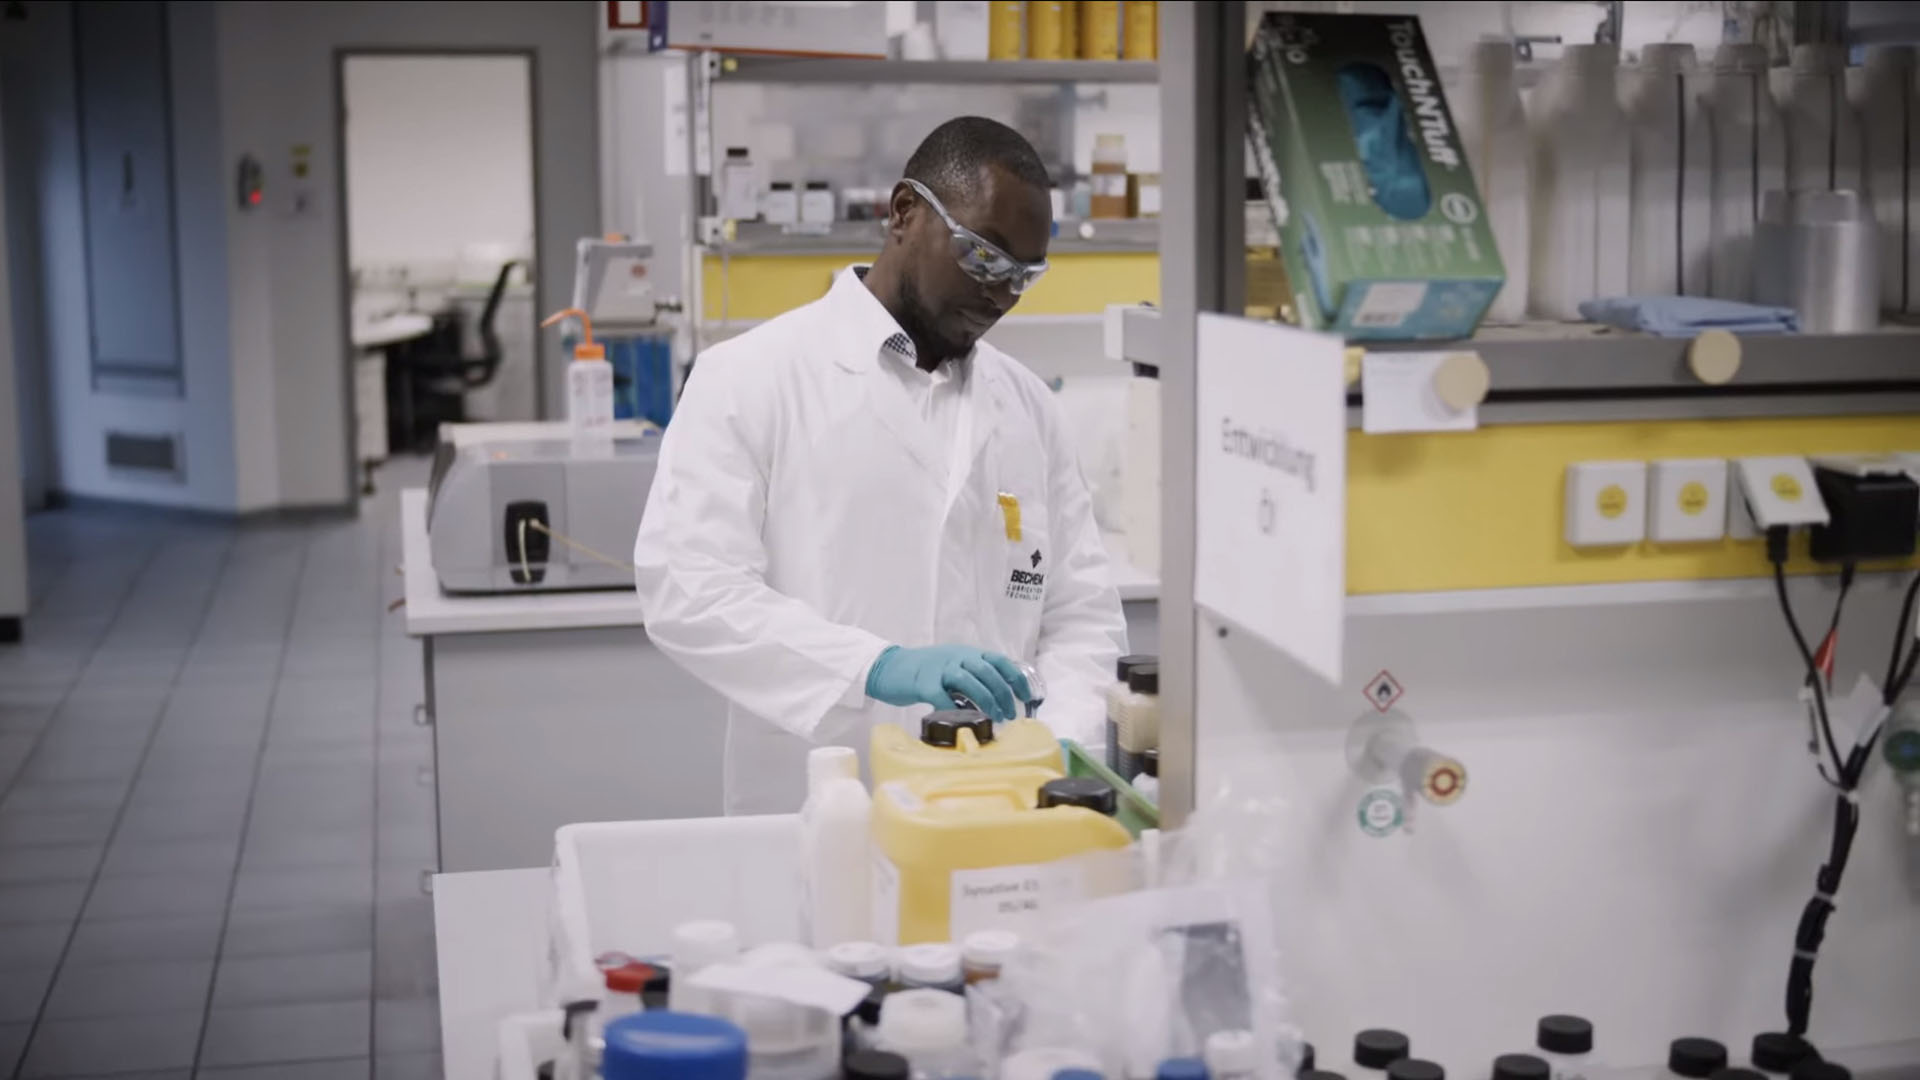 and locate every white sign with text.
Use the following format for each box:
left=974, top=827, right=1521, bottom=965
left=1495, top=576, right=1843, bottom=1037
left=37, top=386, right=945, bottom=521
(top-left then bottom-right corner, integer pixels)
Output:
left=1195, top=314, right=1347, bottom=686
